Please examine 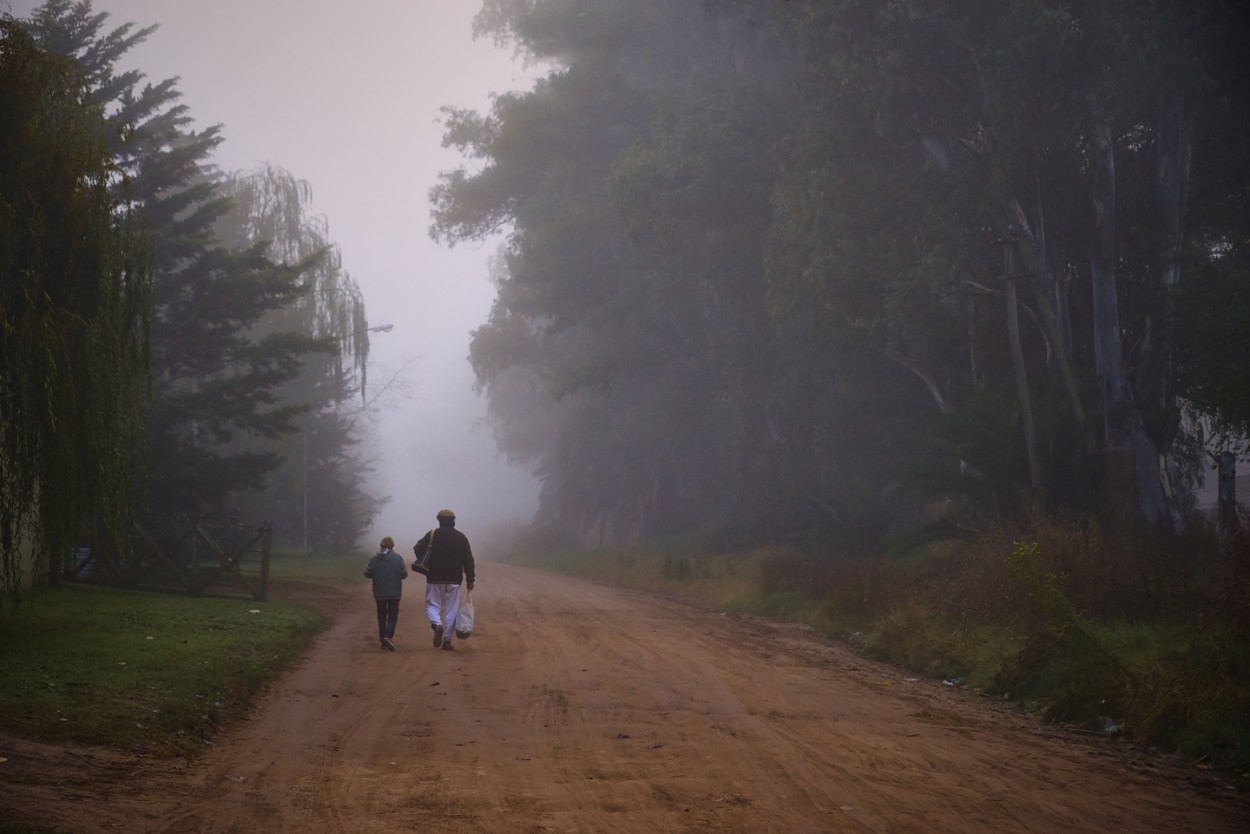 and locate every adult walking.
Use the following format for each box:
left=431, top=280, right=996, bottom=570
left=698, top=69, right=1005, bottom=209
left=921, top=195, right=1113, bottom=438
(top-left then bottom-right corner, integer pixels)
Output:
left=364, top=536, right=407, bottom=651
left=414, top=509, right=475, bottom=651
